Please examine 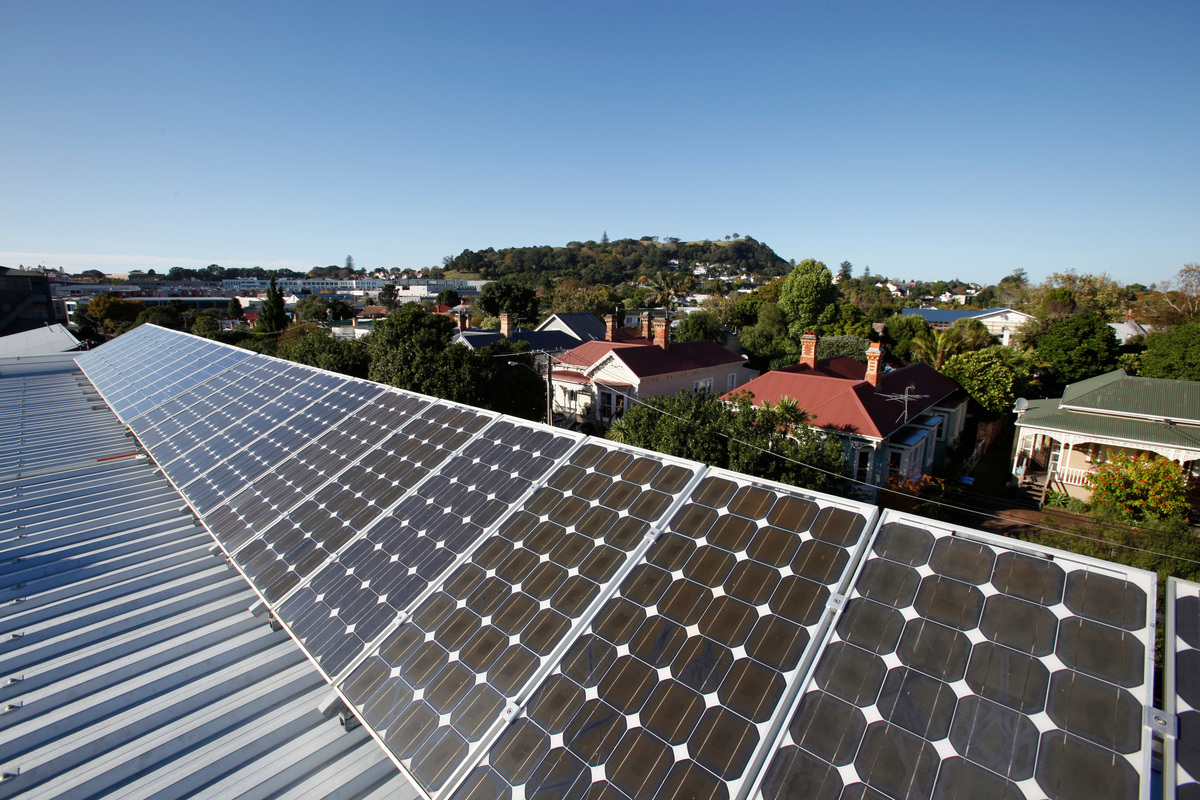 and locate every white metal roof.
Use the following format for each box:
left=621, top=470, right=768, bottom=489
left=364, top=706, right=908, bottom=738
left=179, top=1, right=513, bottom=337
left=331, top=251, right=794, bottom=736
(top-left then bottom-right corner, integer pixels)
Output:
left=0, top=360, right=417, bottom=799
left=0, top=325, right=81, bottom=358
